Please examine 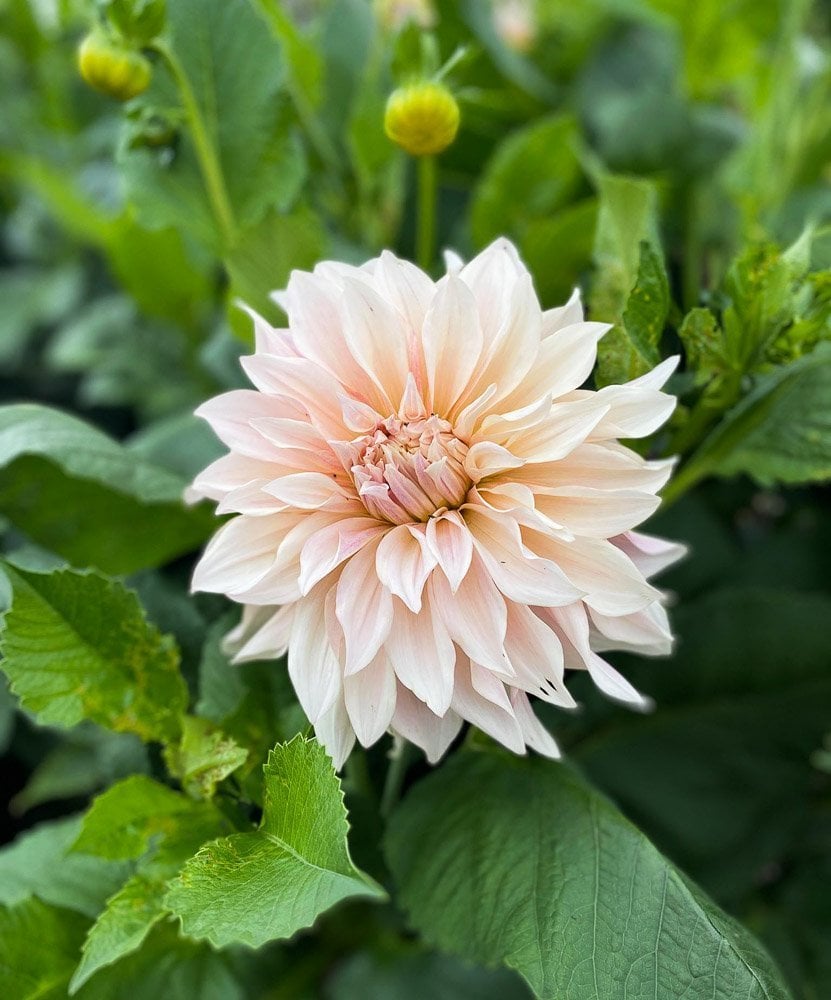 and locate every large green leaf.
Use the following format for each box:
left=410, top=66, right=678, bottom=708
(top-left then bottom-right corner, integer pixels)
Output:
left=0, top=898, right=89, bottom=1000
left=386, top=749, right=792, bottom=1000
left=0, top=566, right=188, bottom=743
left=669, top=344, right=831, bottom=494
left=0, top=818, right=132, bottom=919
left=574, top=587, right=831, bottom=901
left=0, top=404, right=212, bottom=574
left=119, top=0, right=305, bottom=249
left=165, top=737, right=385, bottom=948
